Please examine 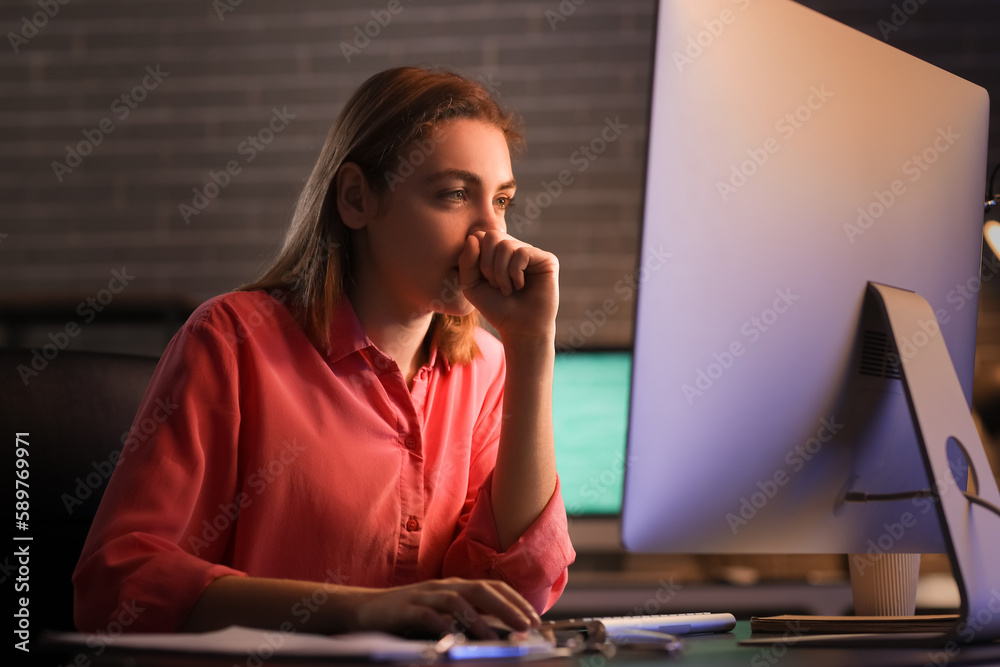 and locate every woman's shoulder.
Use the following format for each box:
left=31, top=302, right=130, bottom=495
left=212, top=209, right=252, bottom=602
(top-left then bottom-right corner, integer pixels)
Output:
left=184, top=289, right=293, bottom=339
